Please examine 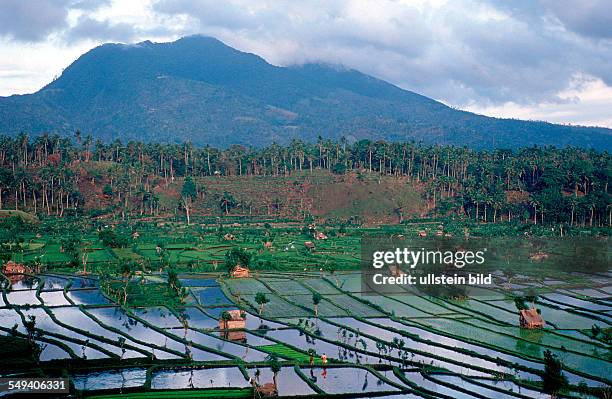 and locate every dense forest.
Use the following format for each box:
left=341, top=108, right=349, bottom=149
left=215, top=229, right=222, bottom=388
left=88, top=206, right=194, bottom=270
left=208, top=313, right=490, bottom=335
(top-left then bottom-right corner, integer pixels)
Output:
left=0, top=132, right=610, bottom=227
